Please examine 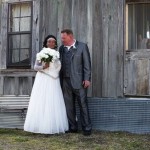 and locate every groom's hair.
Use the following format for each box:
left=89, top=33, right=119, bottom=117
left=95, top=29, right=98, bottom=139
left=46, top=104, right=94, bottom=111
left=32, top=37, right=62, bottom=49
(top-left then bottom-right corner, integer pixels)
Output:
left=61, top=29, right=73, bottom=35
